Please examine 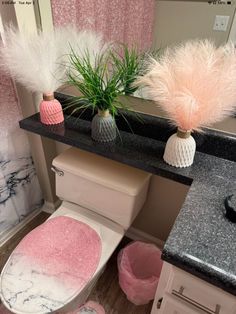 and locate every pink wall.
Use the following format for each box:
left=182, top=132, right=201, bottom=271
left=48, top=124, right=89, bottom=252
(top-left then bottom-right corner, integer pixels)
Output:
left=51, top=0, right=155, bottom=51
left=0, top=66, right=22, bottom=135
